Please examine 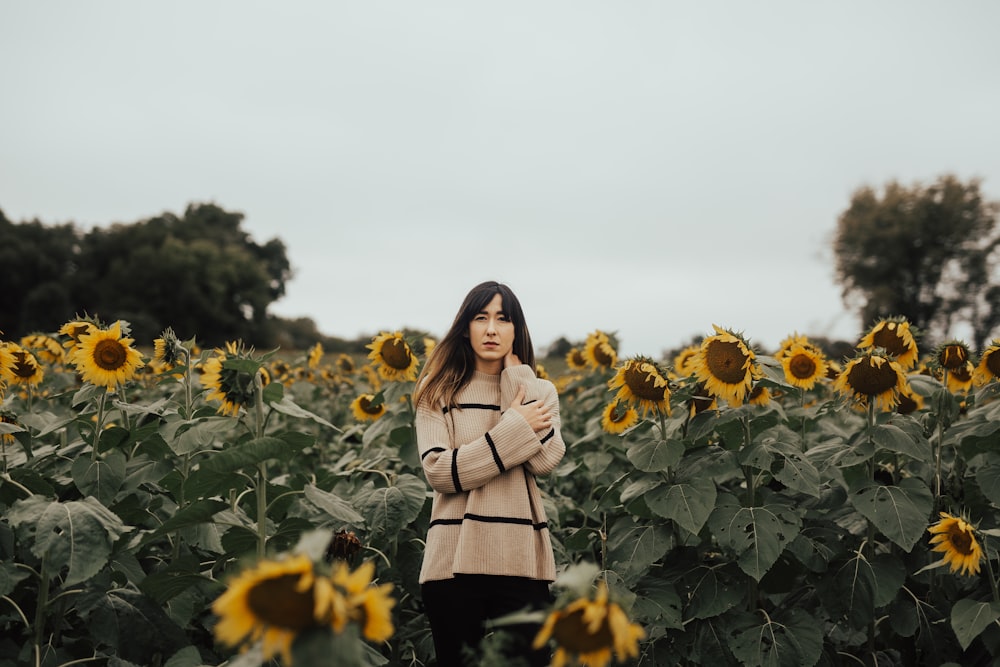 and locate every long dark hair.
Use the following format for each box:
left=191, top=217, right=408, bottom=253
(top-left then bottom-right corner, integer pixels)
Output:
left=413, top=281, right=535, bottom=409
